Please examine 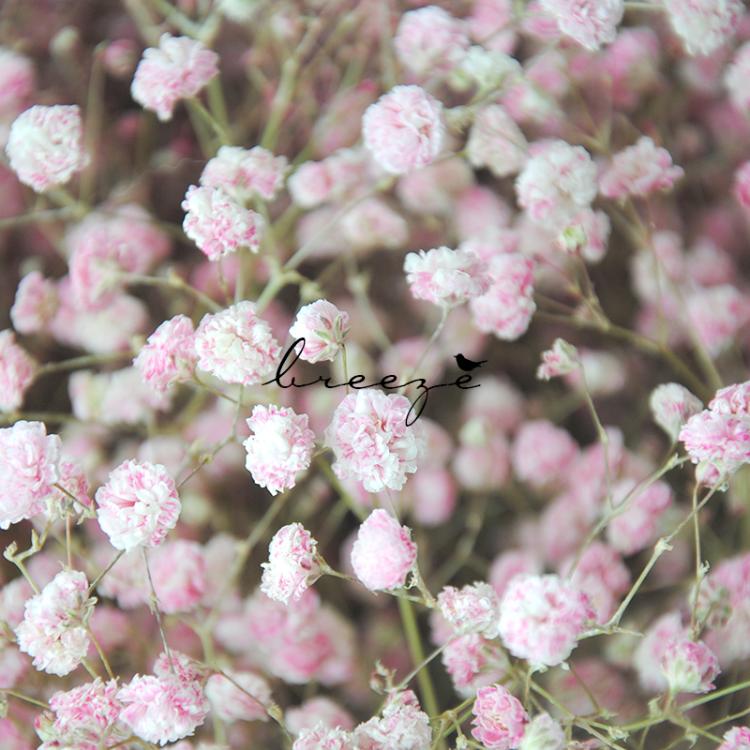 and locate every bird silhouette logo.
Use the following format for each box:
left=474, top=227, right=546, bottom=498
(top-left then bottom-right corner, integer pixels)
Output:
left=454, top=353, right=487, bottom=371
